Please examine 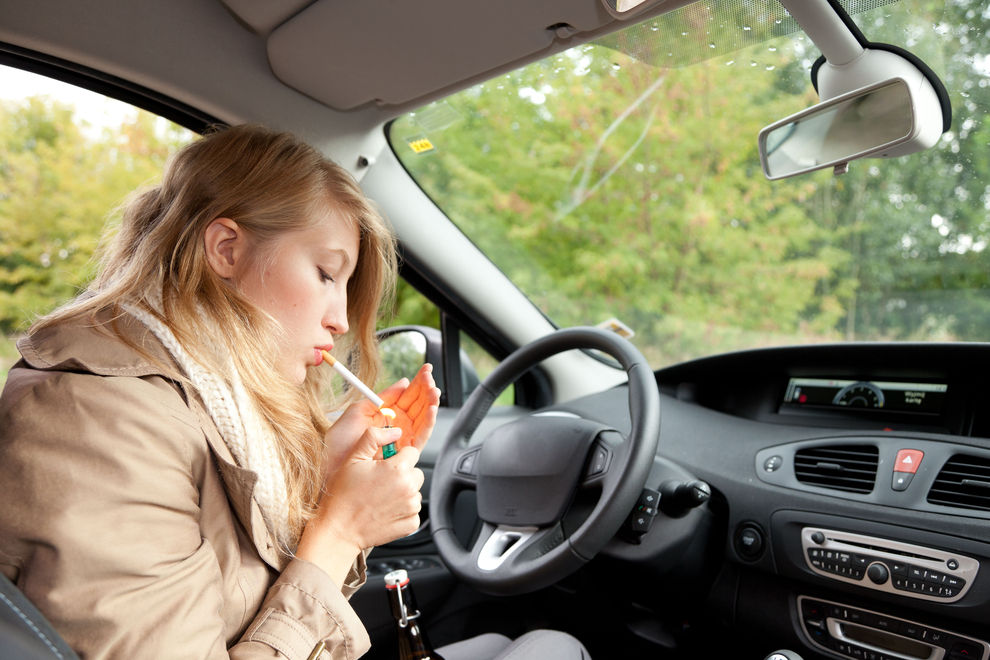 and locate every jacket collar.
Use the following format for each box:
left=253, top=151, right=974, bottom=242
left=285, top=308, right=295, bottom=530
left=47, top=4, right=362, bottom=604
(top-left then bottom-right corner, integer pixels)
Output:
left=18, top=311, right=286, bottom=571
left=18, top=310, right=180, bottom=378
